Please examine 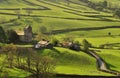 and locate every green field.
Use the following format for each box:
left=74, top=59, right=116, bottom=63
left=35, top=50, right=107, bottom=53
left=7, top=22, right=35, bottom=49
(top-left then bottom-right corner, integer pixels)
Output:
left=0, top=0, right=120, bottom=77
left=37, top=47, right=112, bottom=76
left=97, top=49, right=120, bottom=71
